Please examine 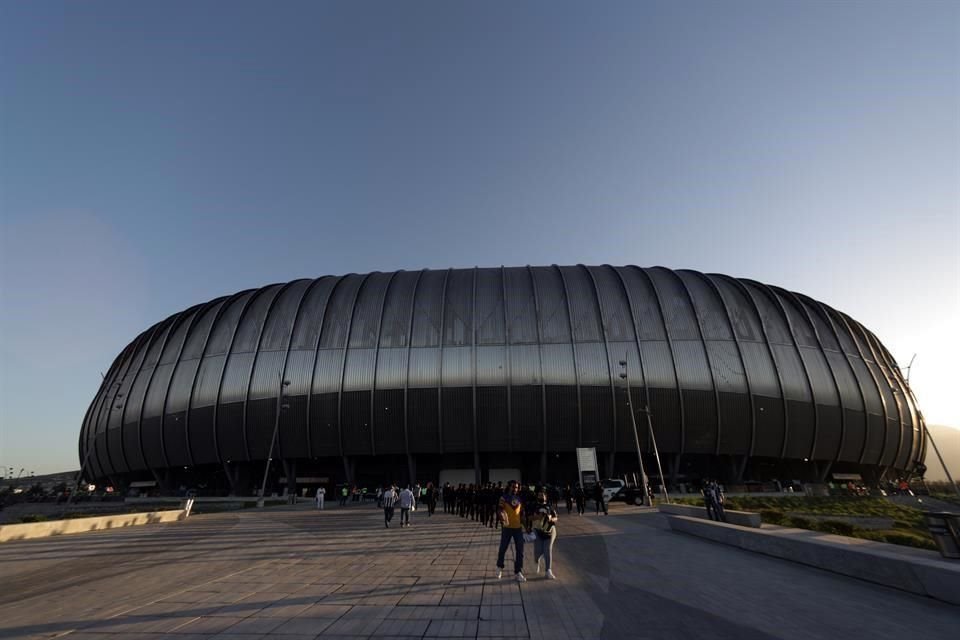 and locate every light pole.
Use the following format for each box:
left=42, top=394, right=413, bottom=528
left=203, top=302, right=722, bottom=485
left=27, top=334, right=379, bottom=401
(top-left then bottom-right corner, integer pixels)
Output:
left=921, top=423, right=960, bottom=497
left=619, top=358, right=651, bottom=506
left=635, top=404, right=670, bottom=504
left=893, top=363, right=959, bottom=498
left=257, top=376, right=291, bottom=508
left=619, top=357, right=671, bottom=505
